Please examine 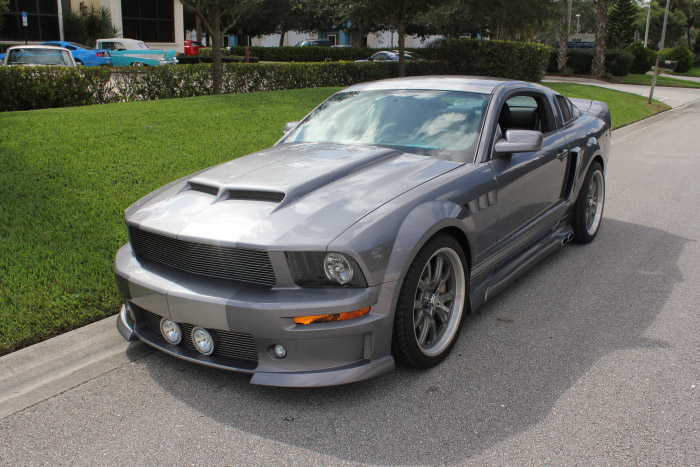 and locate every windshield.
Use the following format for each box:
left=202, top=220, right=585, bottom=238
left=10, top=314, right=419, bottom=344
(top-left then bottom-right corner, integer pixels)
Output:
left=6, top=48, right=73, bottom=66
left=283, top=90, right=490, bottom=161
